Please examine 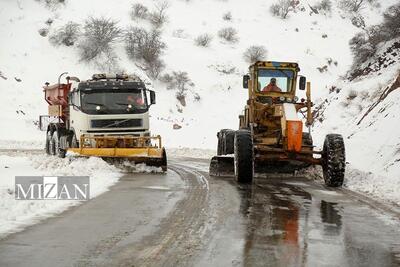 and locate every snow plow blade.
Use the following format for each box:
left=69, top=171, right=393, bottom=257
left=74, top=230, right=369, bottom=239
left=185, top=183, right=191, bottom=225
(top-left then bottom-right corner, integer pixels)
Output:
left=209, top=156, right=234, bottom=177
left=69, top=147, right=167, bottom=170
left=67, top=135, right=167, bottom=171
